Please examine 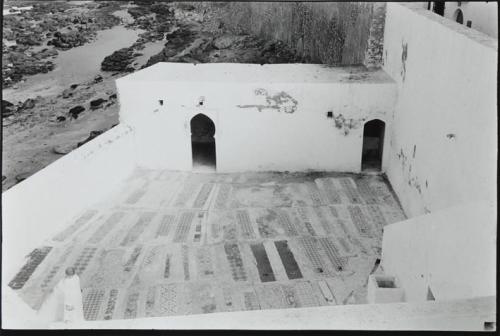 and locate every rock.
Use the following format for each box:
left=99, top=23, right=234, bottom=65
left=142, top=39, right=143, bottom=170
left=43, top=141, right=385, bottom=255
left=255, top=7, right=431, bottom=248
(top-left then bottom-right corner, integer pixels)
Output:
left=213, top=35, right=236, bottom=50
left=101, top=47, right=134, bottom=72
left=69, top=105, right=85, bottom=118
left=90, top=98, right=107, bottom=109
left=20, top=98, right=36, bottom=110
left=94, top=75, right=103, bottom=83
left=3, top=50, right=55, bottom=86
left=62, top=88, right=73, bottom=98
left=56, top=116, right=66, bottom=122
left=109, top=93, right=117, bottom=99
left=2, top=175, right=6, bottom=183
left=15, top=172, right=32, bottom=183
left=48, top=30, right=89, bottom=50
left=15, top=34, right=43, bottom=46
left=2, top=100, right=15, bottom=118
left=77, top=130, right=103, bottom=147
left=70, top=84, right=79, bottom=89
left=52, top=144, right=76, bottom=155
